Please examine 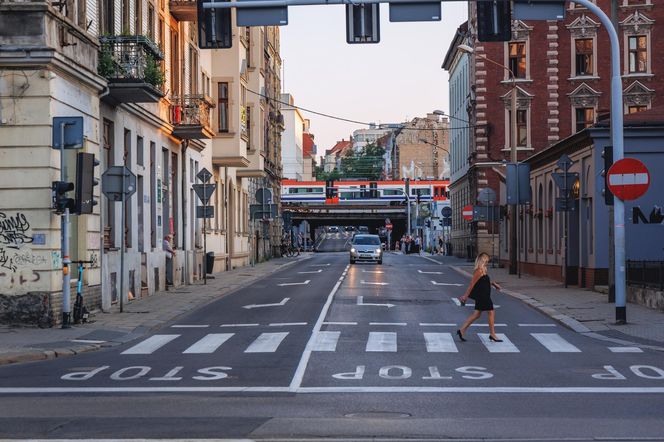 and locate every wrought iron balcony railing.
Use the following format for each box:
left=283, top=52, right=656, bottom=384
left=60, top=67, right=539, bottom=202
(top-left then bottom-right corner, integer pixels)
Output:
left=170, top=94, right=215, bottom=139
